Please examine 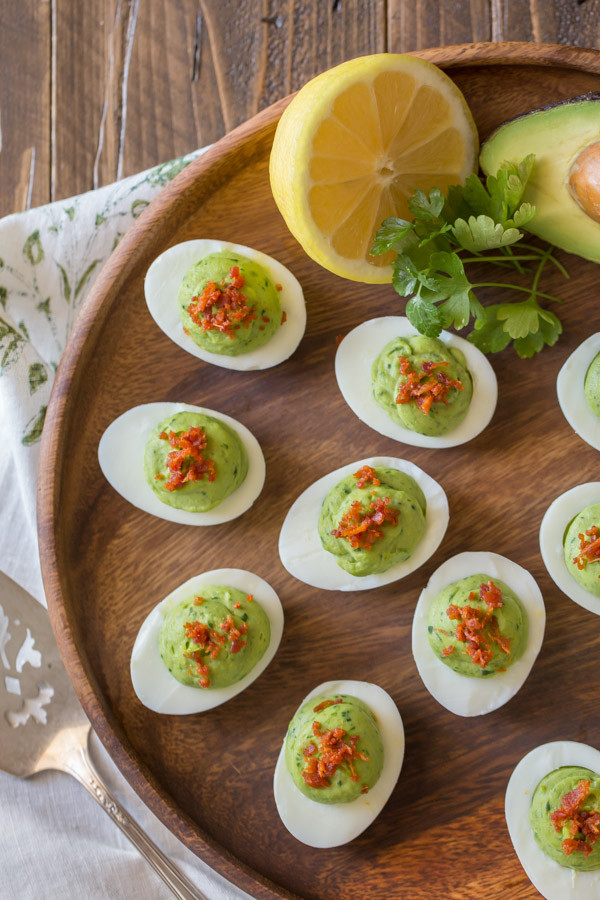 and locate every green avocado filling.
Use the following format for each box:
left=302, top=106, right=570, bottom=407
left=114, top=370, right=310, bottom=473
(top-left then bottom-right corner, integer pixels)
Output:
left=285, top=694, right=383, bottom=805
left=371, top=334, right=473, bottom=436
left=158, top=586, right=270, bottom=689
left=178, top=251, right=282, bottom=356
left=585, top=352, right=600, bottom=418
left=318, top=465, right=426, bottom=577
left=144, top=411, right=247, bottom=512
left=427, top=574, right=528, bottom=677
left=563, top=503, right=600, bottom=597
left=530, top=766, right=600, bottom=870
